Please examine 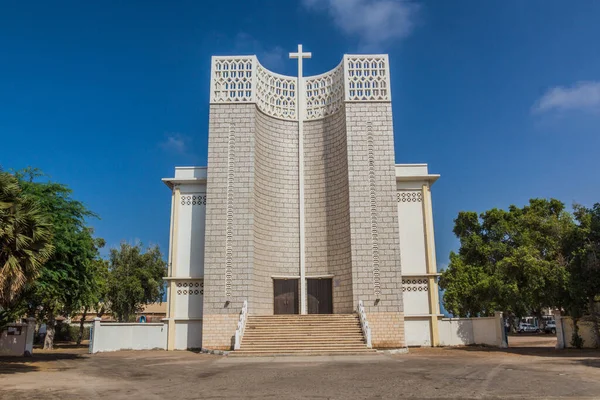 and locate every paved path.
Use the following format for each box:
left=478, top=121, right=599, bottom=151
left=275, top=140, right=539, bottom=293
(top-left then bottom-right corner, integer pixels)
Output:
left=1, top=346, right=599, bottom=399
